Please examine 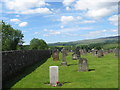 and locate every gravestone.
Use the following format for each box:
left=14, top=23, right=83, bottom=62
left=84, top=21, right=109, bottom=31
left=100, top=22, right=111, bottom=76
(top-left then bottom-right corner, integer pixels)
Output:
left=52, top=49, right=59, bottom=61
left=49, top=66, right=58, bottom=86
left=72, top=53, right=78, bottom=60
left=97, top=49, right=104, bottom=58
left=61, top=48, right=67, bottom=66
left=75, top=47, right=81, bottom=59
left=78, top=58, right=88, bottom=72
left=114, top=48, right=119, bottom=57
